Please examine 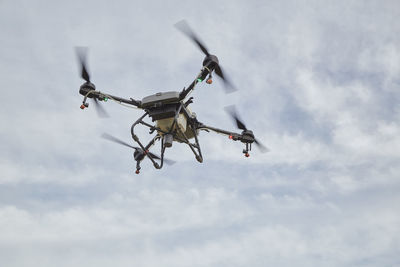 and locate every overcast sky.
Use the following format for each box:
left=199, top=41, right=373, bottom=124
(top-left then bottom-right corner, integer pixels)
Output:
left=1, top=0, right=400, bottom=266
